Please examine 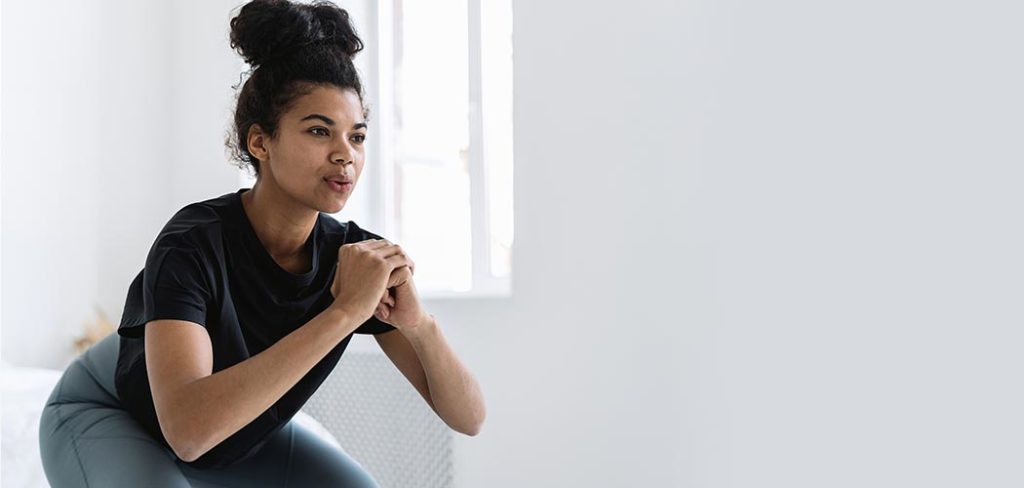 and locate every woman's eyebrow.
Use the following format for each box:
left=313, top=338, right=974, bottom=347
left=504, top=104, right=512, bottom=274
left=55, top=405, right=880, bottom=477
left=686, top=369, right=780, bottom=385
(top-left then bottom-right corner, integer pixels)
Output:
left=299, top=114, right=367, bottom=130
